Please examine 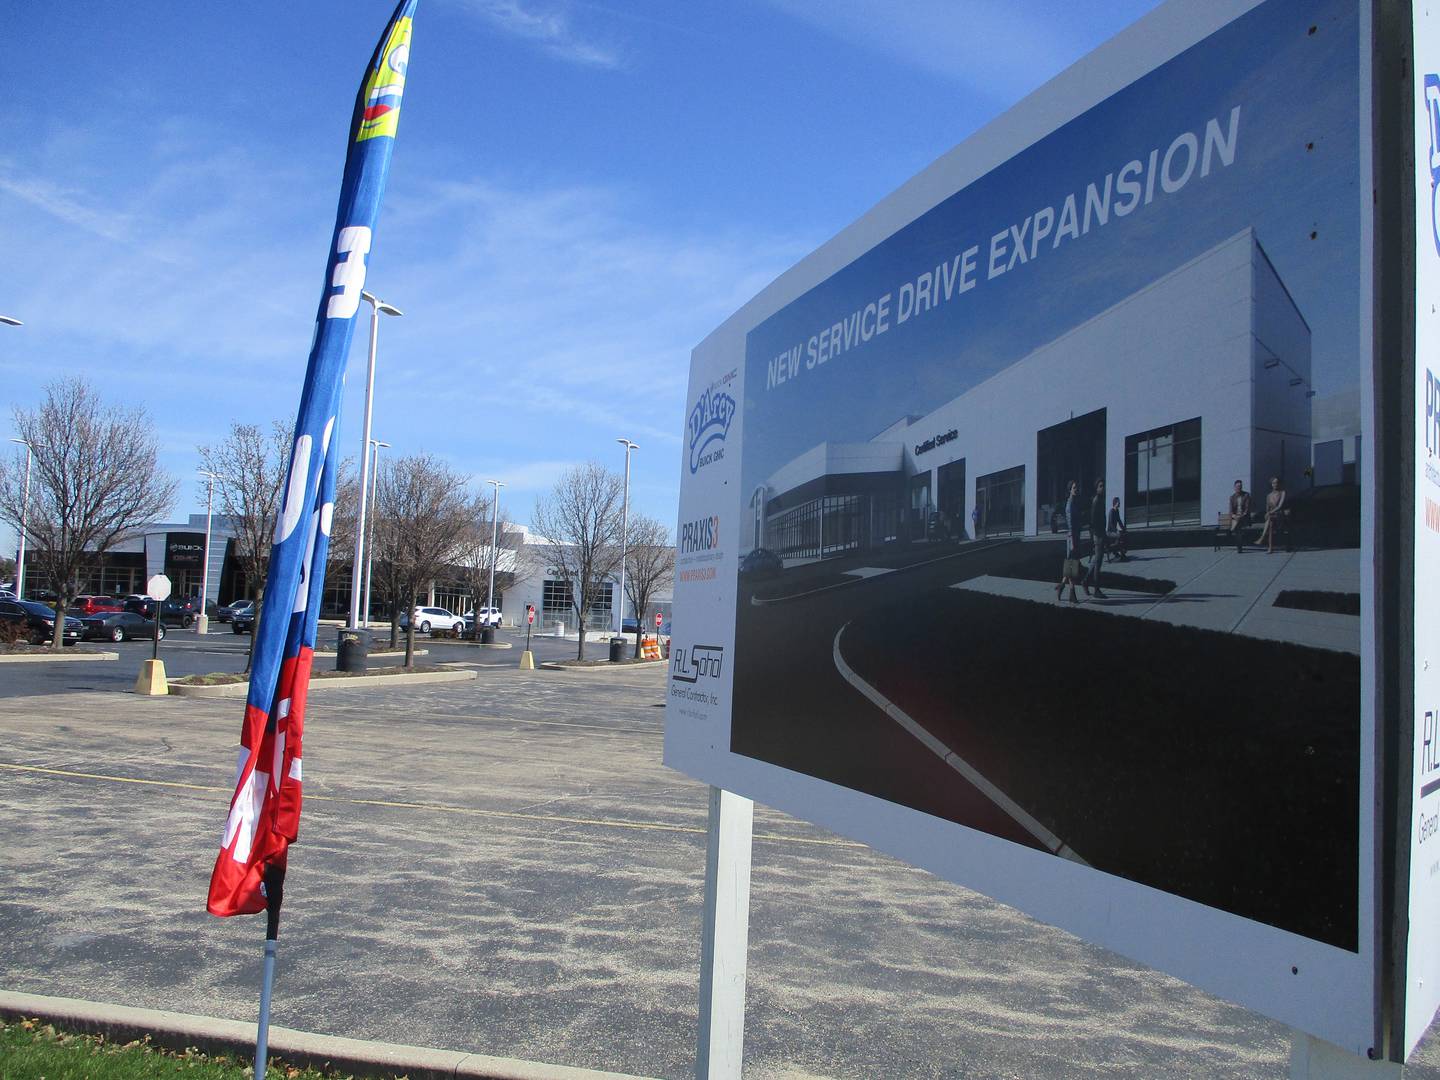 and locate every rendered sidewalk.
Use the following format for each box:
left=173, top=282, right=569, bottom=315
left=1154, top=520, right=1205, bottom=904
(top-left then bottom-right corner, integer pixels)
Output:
left=0, top=990, right=655, bottom=1080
